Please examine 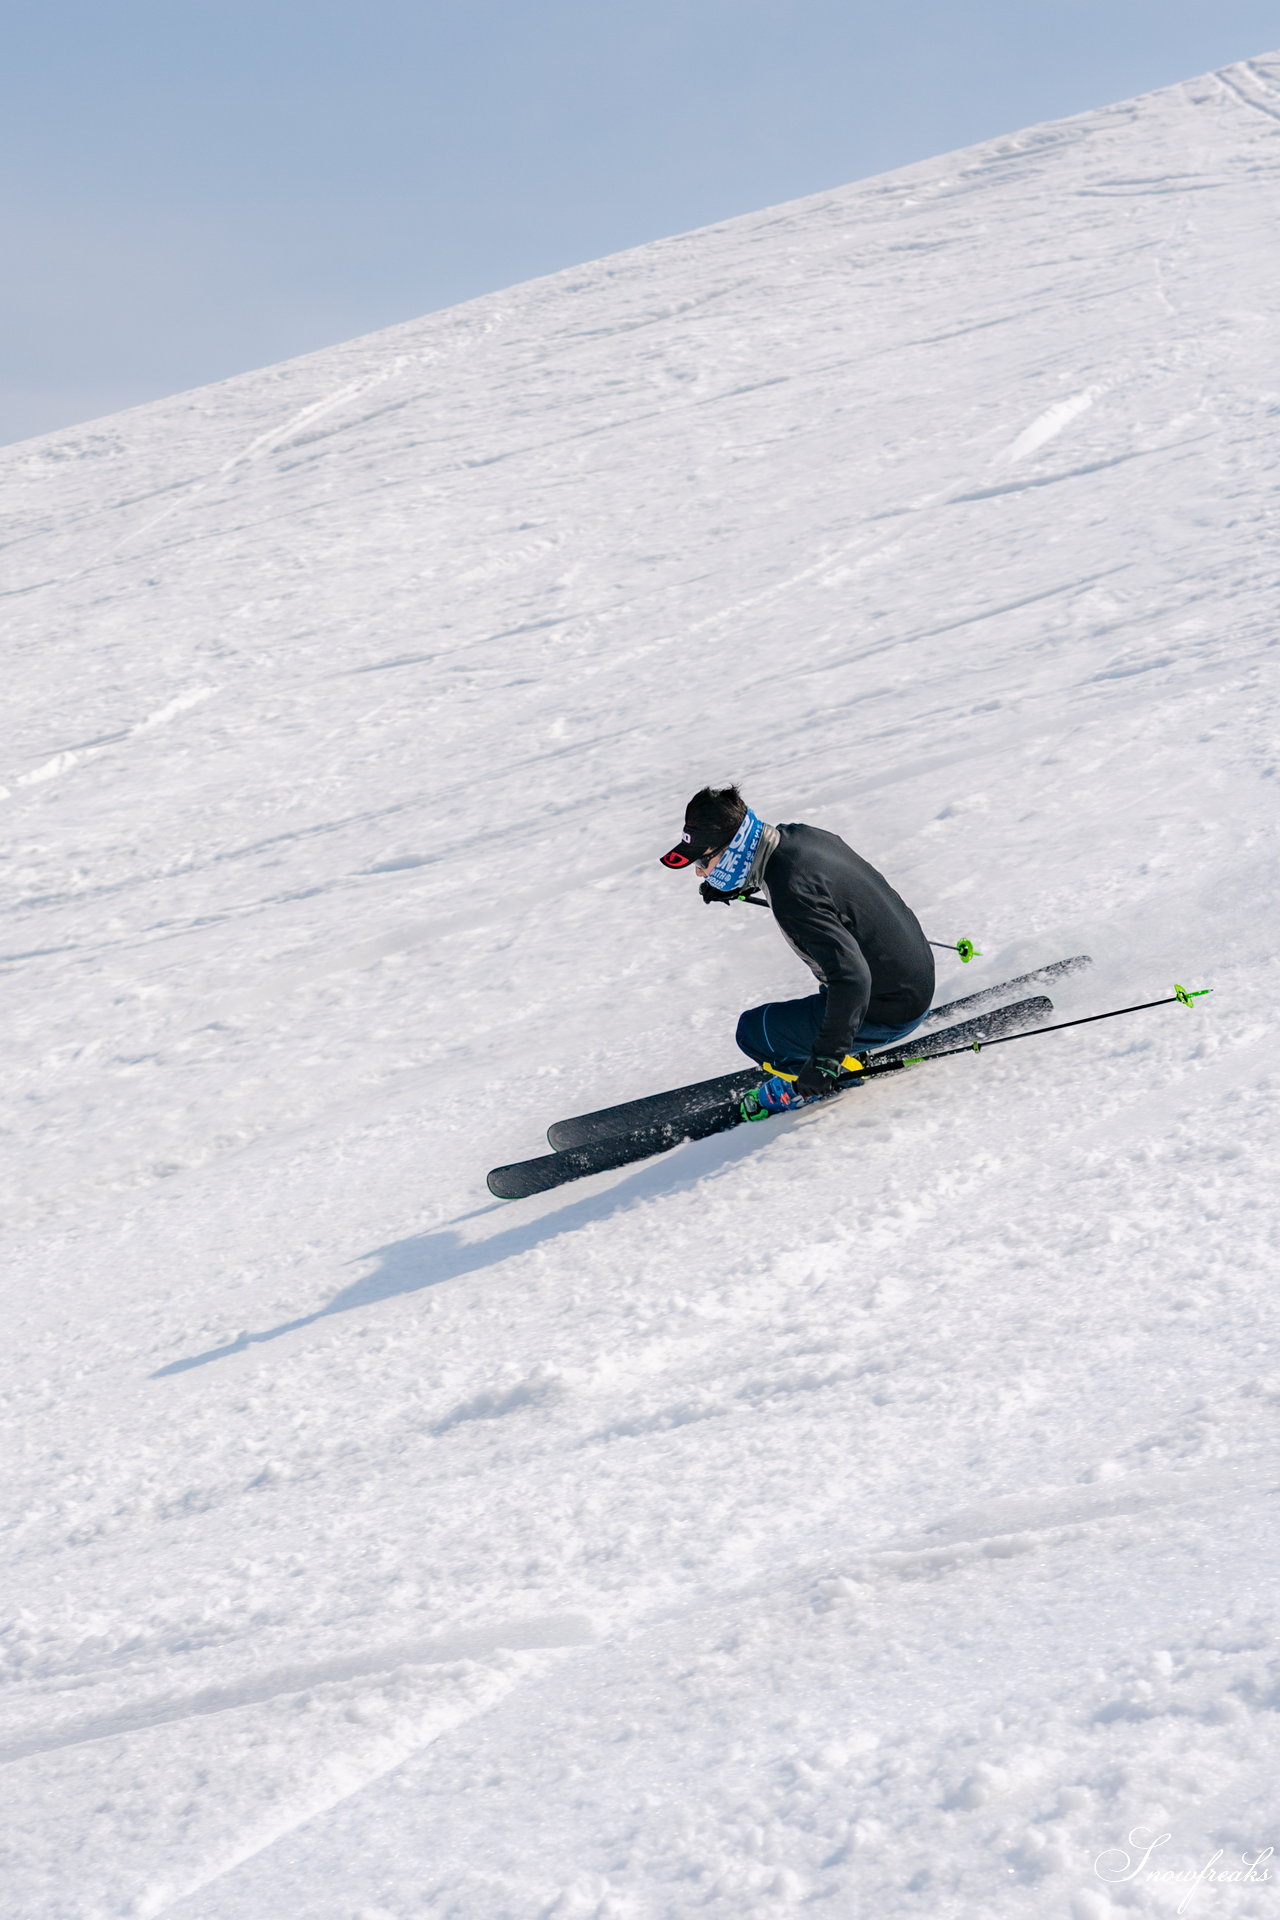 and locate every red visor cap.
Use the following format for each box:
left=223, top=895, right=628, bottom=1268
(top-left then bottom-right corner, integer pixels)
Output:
left=660, top=830, right=723, bottom=870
